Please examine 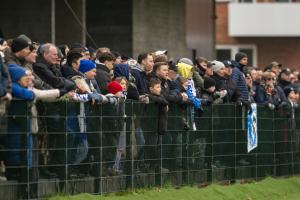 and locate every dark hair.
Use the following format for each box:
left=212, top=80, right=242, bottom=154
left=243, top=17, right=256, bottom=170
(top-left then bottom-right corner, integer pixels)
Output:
left=67, top=50, right=83, bottom=66
left=153, top=62, right=168, bottom=73
left=148, top=78, right=161, bottom=88
left=112, top=51, right=121, bottom=58
left=154, top=54, right=168, bottom=63
left=195, top=56, right=208, bottom=67
left=98, top=52, right=116, bottom=63
left=137, top=53, right=150, bottom=64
